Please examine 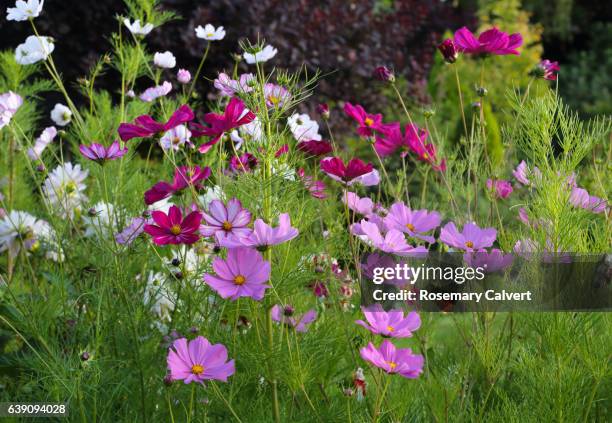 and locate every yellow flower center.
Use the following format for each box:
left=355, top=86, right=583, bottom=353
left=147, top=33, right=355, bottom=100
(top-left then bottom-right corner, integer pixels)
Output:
left=406, top=223, right=415, bottom=231
left=465, top=241, right=474, bottom=248
left=172, top=136, right=181, bottom=145
left=269, top=95, right=280, bottom=105
left=170, top=225, right=182, bottom=235
left=386, top=325, right=394, bottom=332
left=422, top=152, right=429, bottom=160
left=234, top=275, right=246, bottom=285
left=207, top=33, right=214, bottom=38
left=364, top=117, right=374, bottom=127
left=191, top=364, right=204, bottom=375
left=65, top=181, right=77, bottom=194
left=387, top=361, right=397, bottom=370
left=222, top=221, right=233, bottom=231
